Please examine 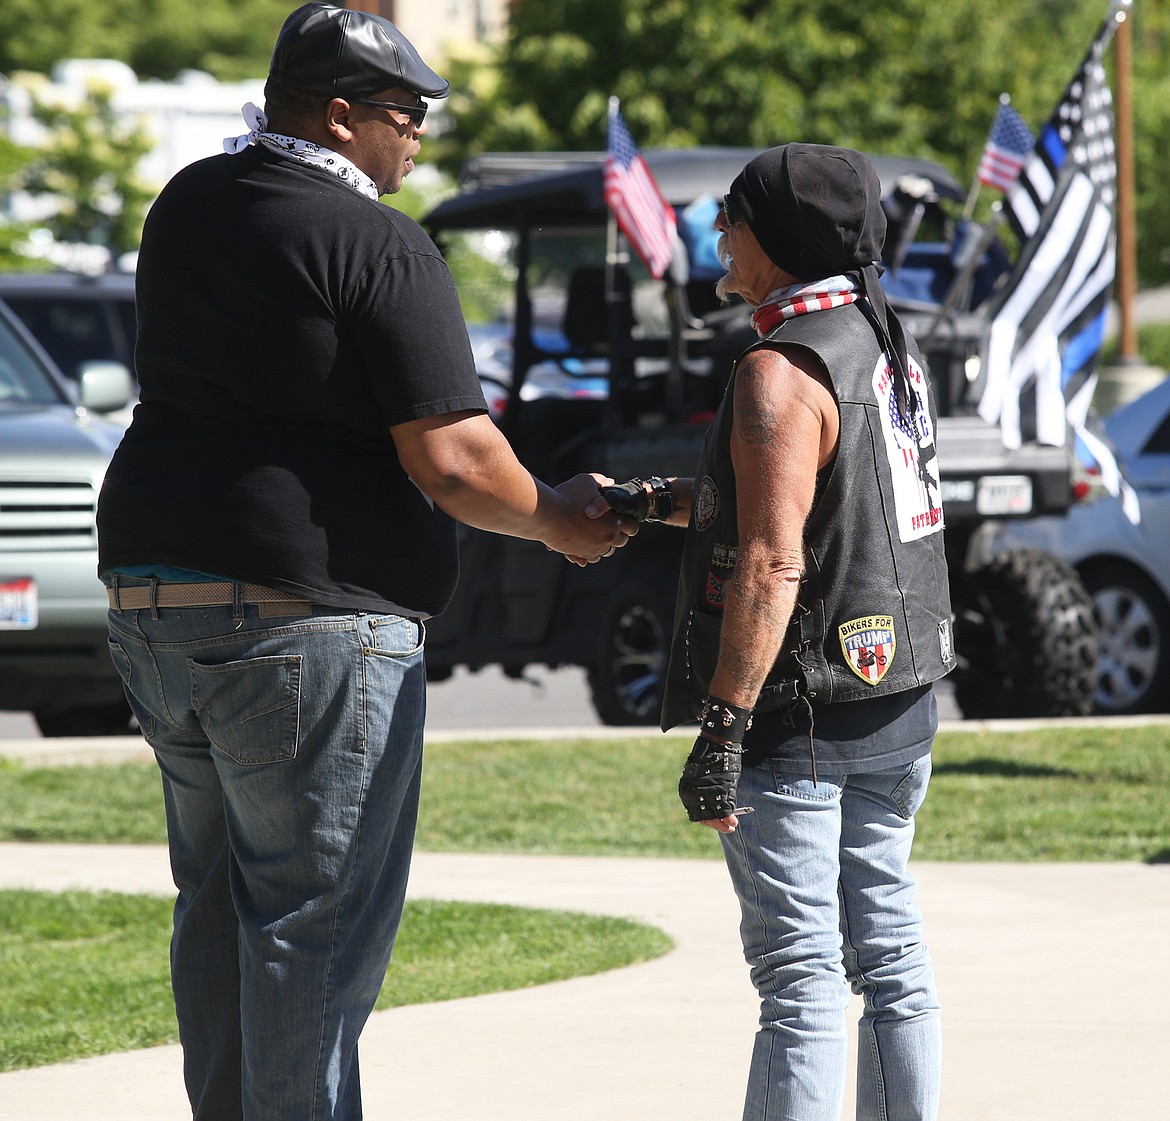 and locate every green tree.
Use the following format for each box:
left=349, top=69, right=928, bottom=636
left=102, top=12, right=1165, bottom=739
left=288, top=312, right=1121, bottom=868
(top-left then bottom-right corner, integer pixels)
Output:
left=0, top=0, right=289, bottom=81
left=0, top=134, right=37, bottom=269
left=17, top=86, right=153, bottom=261
left=1130, top=4, right=1170, bottom=285
left=436, top=0, right=1168, bottom=286
left=439, top=0, right=1099, bottom=166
